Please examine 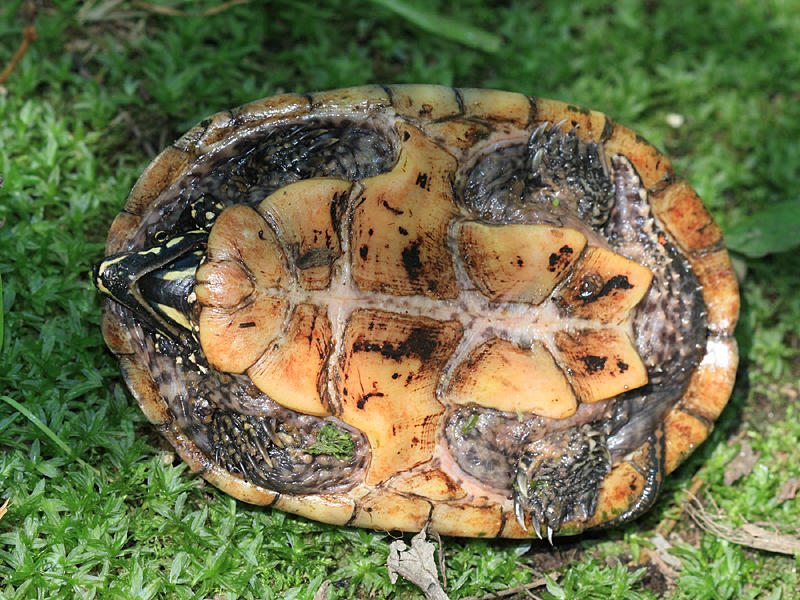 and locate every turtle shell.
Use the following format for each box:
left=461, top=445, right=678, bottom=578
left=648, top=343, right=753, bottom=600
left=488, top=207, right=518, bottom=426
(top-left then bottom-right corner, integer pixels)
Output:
left=96, top=85, right=738, bottom=538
